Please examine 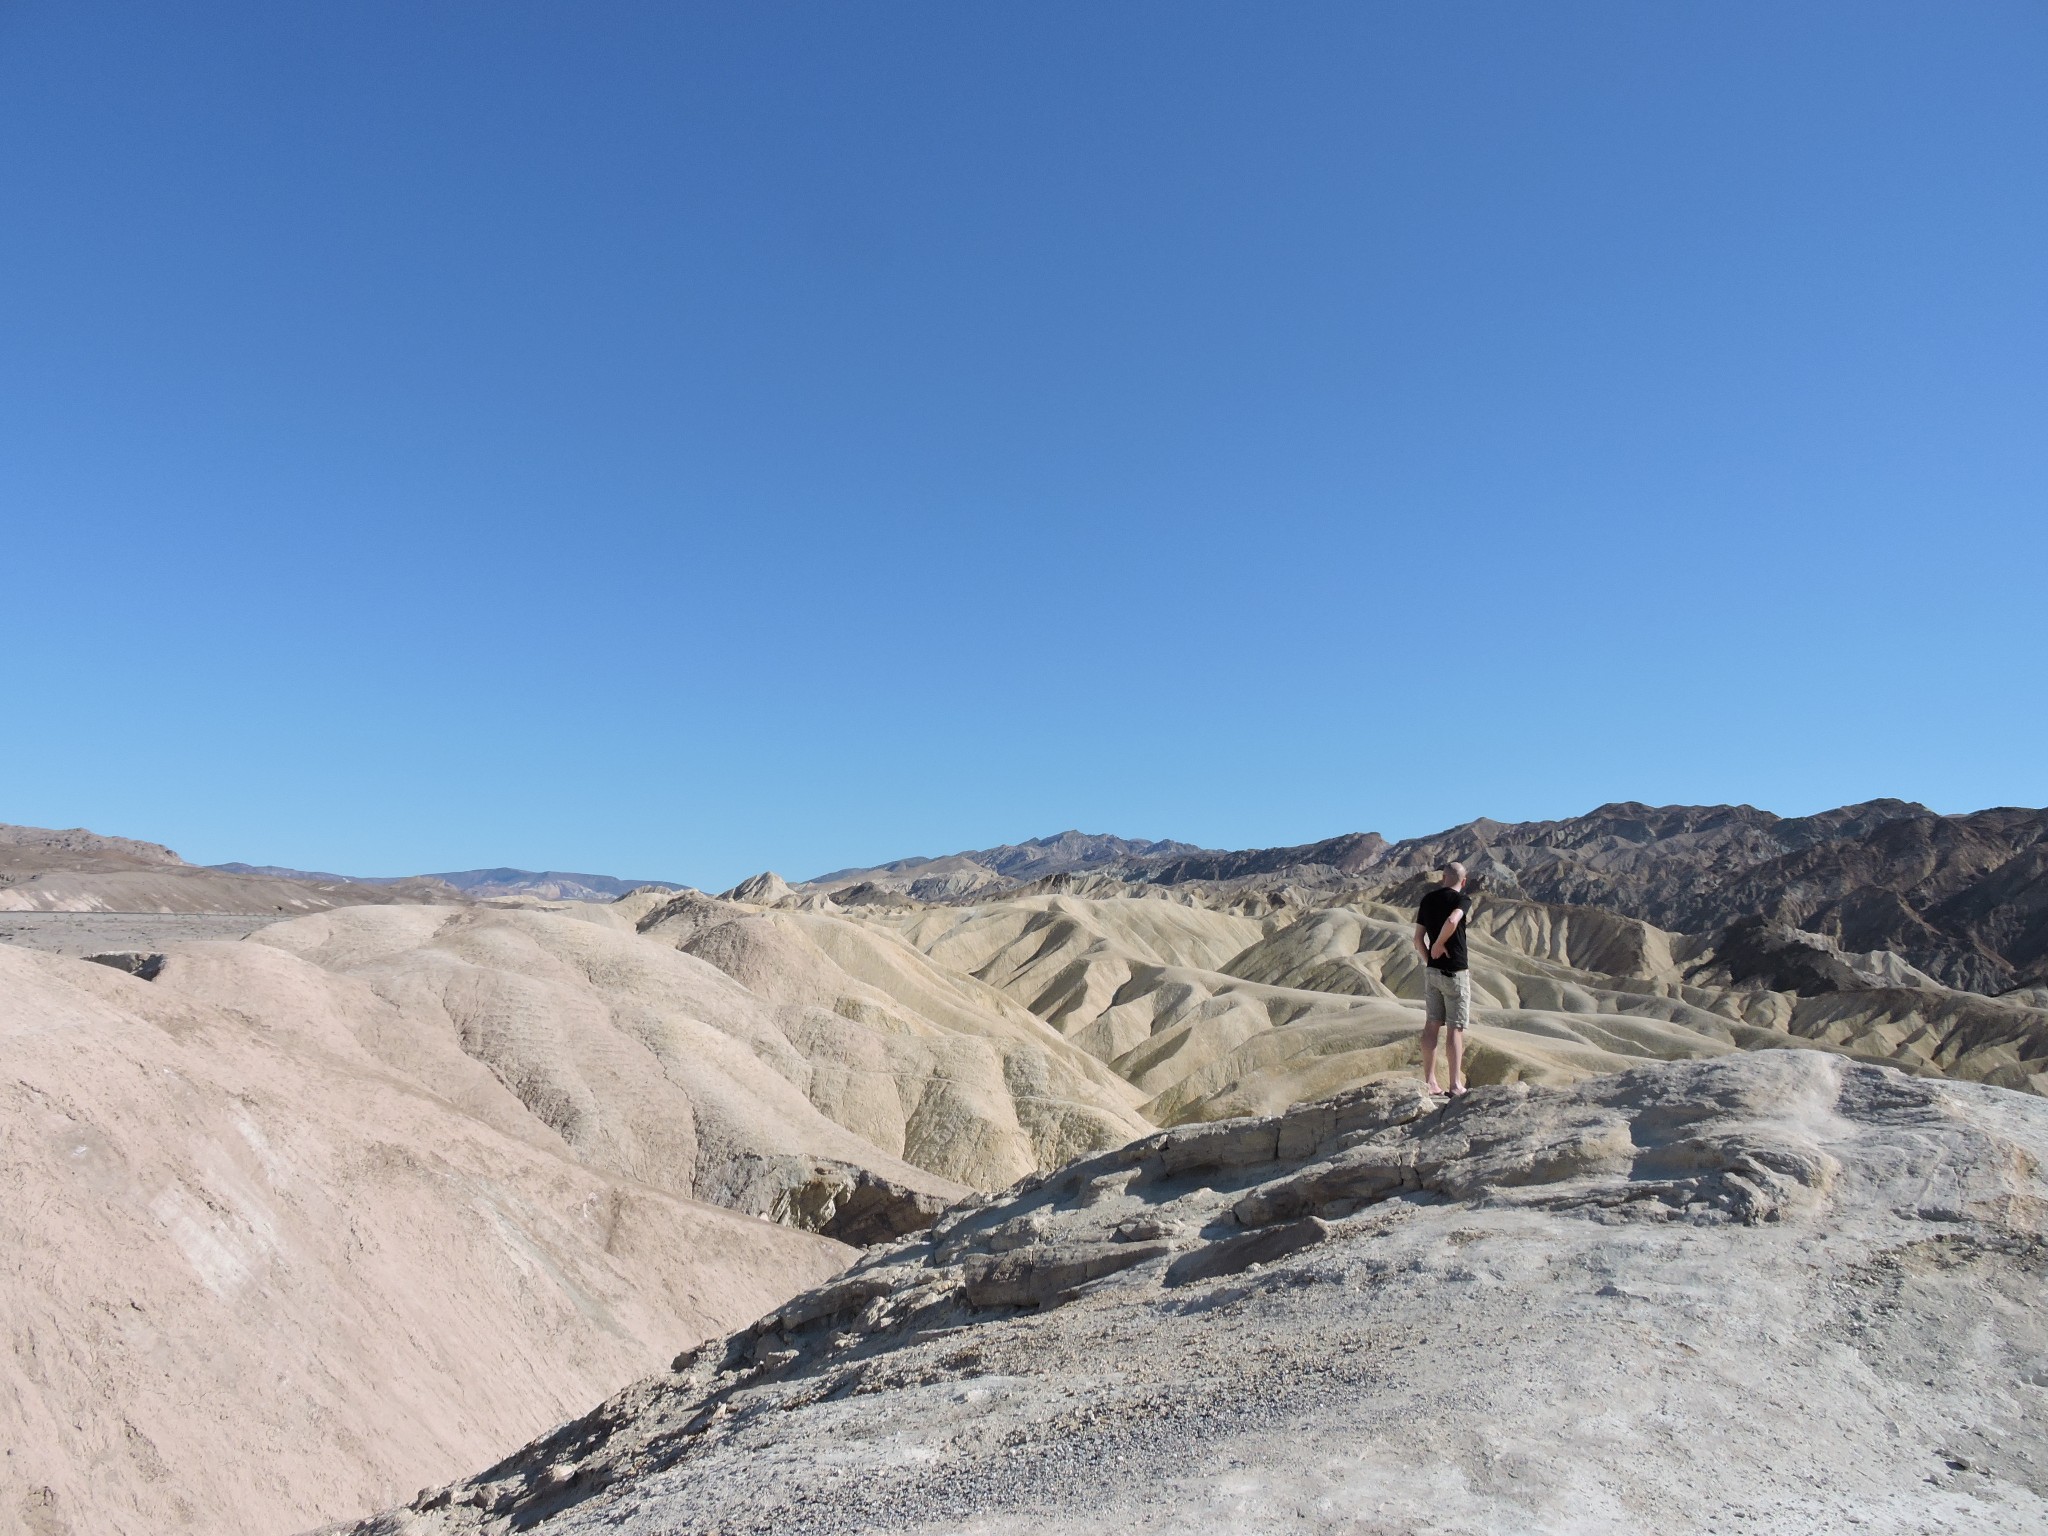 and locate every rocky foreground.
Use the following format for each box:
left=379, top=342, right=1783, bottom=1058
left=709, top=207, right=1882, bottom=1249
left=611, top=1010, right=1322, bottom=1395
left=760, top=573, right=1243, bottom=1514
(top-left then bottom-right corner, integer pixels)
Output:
left=343, top=1051, right=2048, bottom=1536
